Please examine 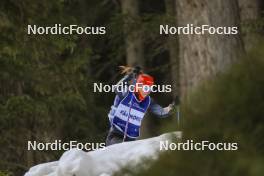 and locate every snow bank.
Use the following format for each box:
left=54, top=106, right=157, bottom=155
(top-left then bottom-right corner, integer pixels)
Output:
left=25, top=132, right=182, bottom=176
